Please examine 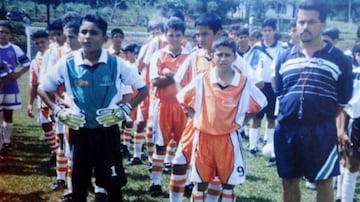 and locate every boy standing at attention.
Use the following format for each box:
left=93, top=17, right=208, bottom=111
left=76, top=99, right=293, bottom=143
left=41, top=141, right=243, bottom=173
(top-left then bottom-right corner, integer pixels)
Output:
left=148, top=16, right=189, bottom=197
left=0, top=22, right=31, bottom=157
left=38, top=14, right=148, bottom=202
left=177, top=37, right=267, bottom=201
